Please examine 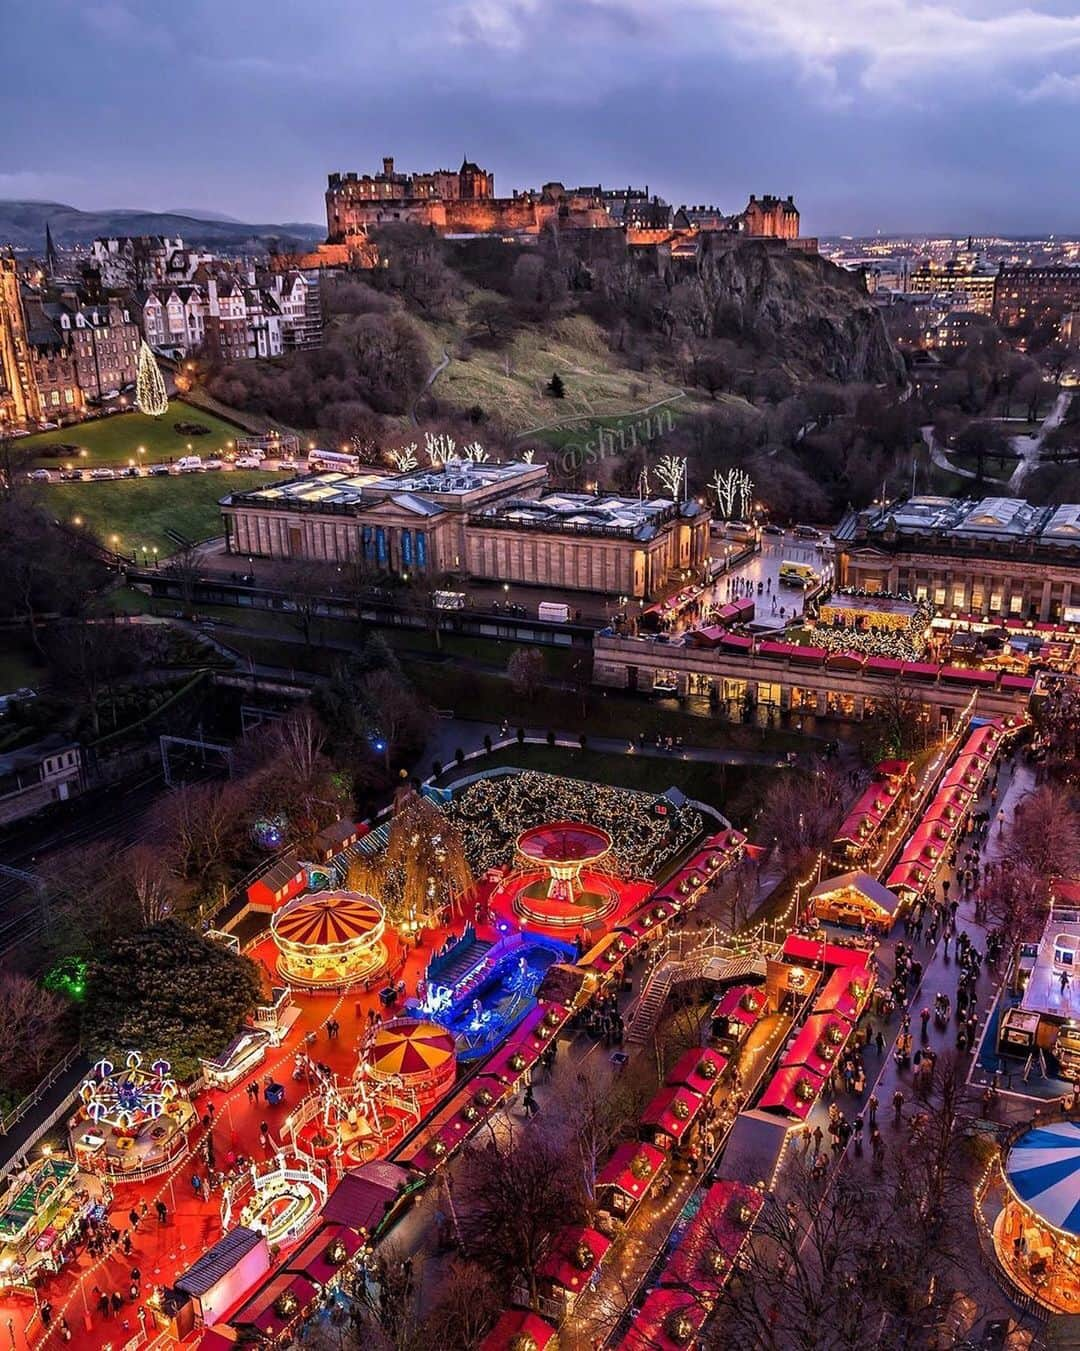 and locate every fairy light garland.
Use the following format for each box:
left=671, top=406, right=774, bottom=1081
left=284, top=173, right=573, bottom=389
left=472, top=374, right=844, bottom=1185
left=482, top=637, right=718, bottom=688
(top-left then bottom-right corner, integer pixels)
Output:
left=135, top=342, right=168, bottom=417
